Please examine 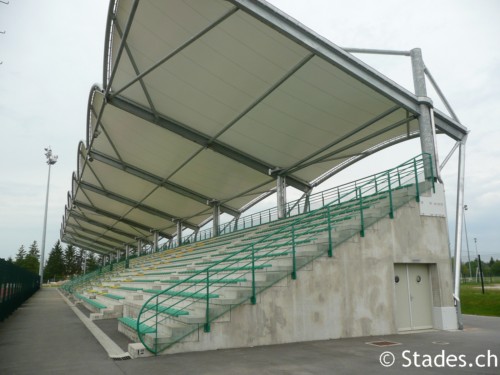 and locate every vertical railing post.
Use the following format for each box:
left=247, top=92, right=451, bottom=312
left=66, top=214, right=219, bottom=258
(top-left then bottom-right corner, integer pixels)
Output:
left=428, top=153, right=436, bottom=193
left=397, top=167, right=402, bottom=187
left=291, top=225, right=297, bottom=280
left=359, top=187, right=365, bottom=237
left=154, top=295, right=159, bottom=354
left=387, top=171, right=394, bottom=219
left=204, top=268, right=211, bottom=332
left=413, top=158, right=420, bottom=202
left=327, top=206, right=333, bottom=257
left=251, top=245, right=256, bottom=304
